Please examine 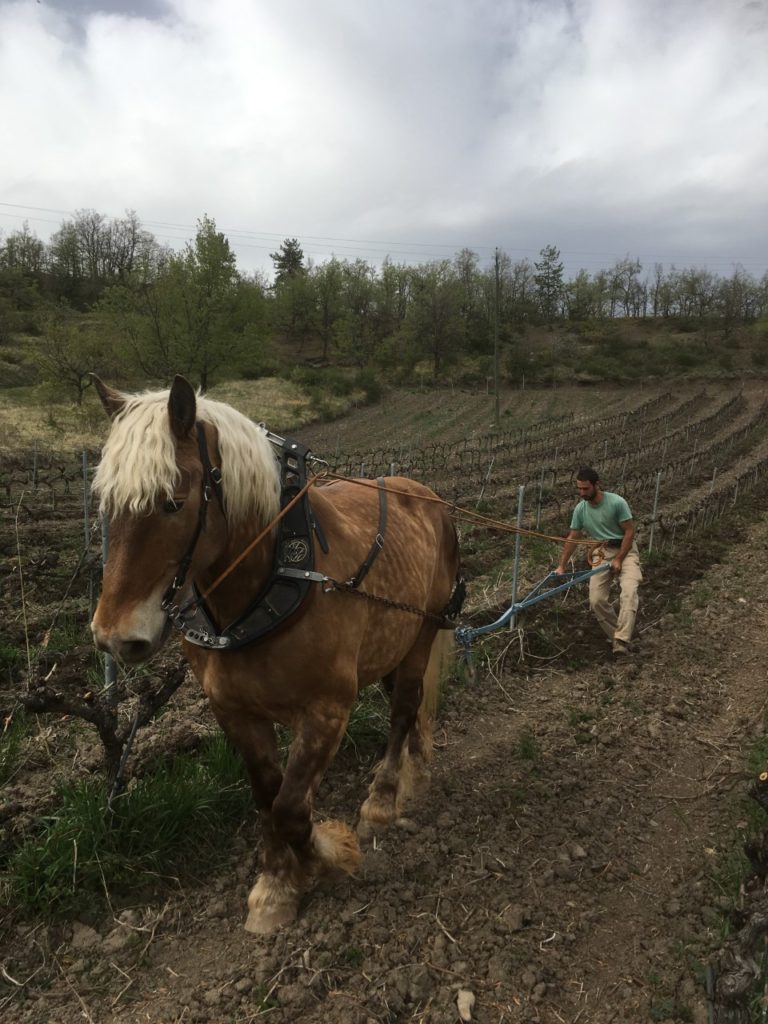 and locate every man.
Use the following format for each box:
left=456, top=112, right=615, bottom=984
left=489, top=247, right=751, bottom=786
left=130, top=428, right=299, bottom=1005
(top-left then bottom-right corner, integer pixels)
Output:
left=555, top=467, right=642, bottom=656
